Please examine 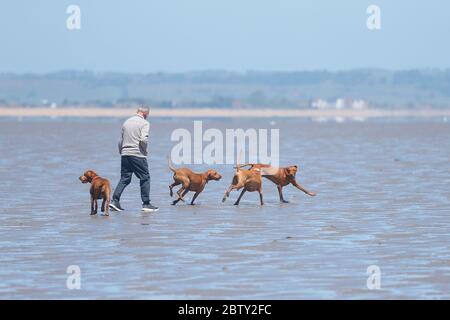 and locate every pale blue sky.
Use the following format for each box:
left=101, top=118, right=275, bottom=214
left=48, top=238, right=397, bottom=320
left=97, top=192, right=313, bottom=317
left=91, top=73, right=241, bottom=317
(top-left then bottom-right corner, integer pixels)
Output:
left=0, top=0, right=449, bottom=73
